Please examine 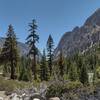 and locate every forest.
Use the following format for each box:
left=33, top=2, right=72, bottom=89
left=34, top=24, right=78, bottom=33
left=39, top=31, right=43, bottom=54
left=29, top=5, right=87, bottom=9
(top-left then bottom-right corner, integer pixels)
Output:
left=0, top=19, right=100, bottom=100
